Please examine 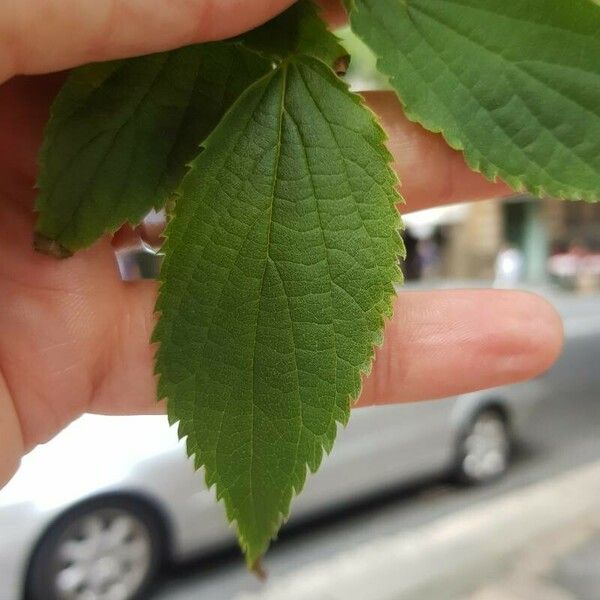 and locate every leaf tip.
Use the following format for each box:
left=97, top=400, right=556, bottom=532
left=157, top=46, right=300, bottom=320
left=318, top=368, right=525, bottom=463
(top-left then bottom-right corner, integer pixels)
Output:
left=33, top=232, right=73, bottom=259
left=250, top=558, right=268, bottom=580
